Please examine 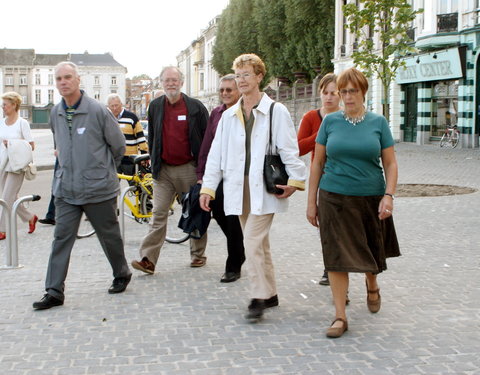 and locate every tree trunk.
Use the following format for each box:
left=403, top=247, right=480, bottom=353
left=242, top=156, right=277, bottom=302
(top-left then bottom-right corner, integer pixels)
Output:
left=383, top=82, right=390, bottom=123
